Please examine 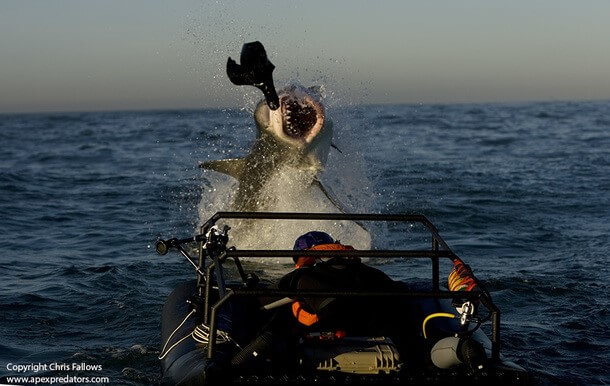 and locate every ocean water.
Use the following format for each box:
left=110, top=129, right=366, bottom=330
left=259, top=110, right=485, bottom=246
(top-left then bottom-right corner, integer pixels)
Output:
left=0, top=100, right=608, bottom=385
